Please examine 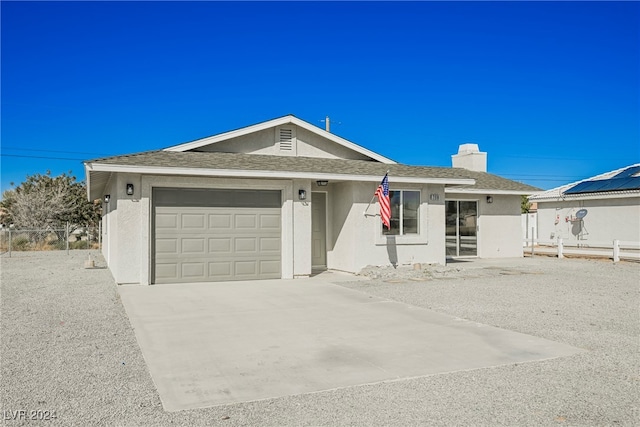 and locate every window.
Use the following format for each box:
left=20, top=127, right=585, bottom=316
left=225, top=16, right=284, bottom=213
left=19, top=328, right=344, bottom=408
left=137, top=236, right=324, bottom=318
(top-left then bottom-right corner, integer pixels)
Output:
left=383, top=190, right=420, bottom=235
